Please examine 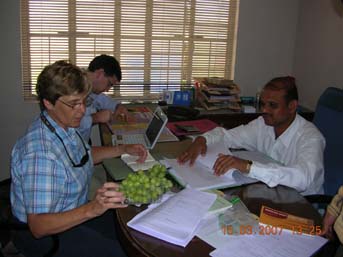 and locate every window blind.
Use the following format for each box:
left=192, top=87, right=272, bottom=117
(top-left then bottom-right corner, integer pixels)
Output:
left=21, top=0, right=239, bottom=101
